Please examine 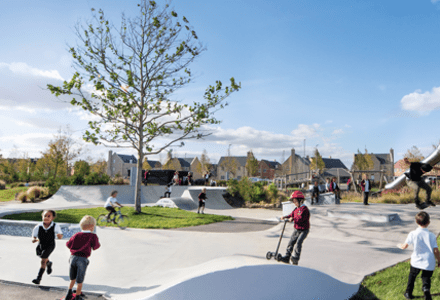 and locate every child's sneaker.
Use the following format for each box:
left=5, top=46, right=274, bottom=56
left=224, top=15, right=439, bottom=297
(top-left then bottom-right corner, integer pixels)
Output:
left=64, top=290, right=73, bottom=300
left=290, top=257, right=299, bottom=265
left=46, top=261, right=53, bottom=275
left=403, top=292, right=414, bottom=299
left=427, top=200, right=436, bottom=207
